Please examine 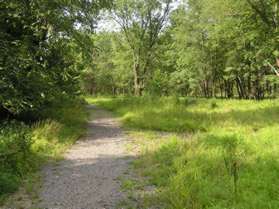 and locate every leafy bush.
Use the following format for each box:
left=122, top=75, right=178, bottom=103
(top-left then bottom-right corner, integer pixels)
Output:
left=0, top=1, right=108, bottom=115
left=210, top=101, right=218, bottom=109
left=0, top=173, right=20, bottom=196
left=0, top=121, right=32, bottom=175
left=0, top=121, right=32, bottom=198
